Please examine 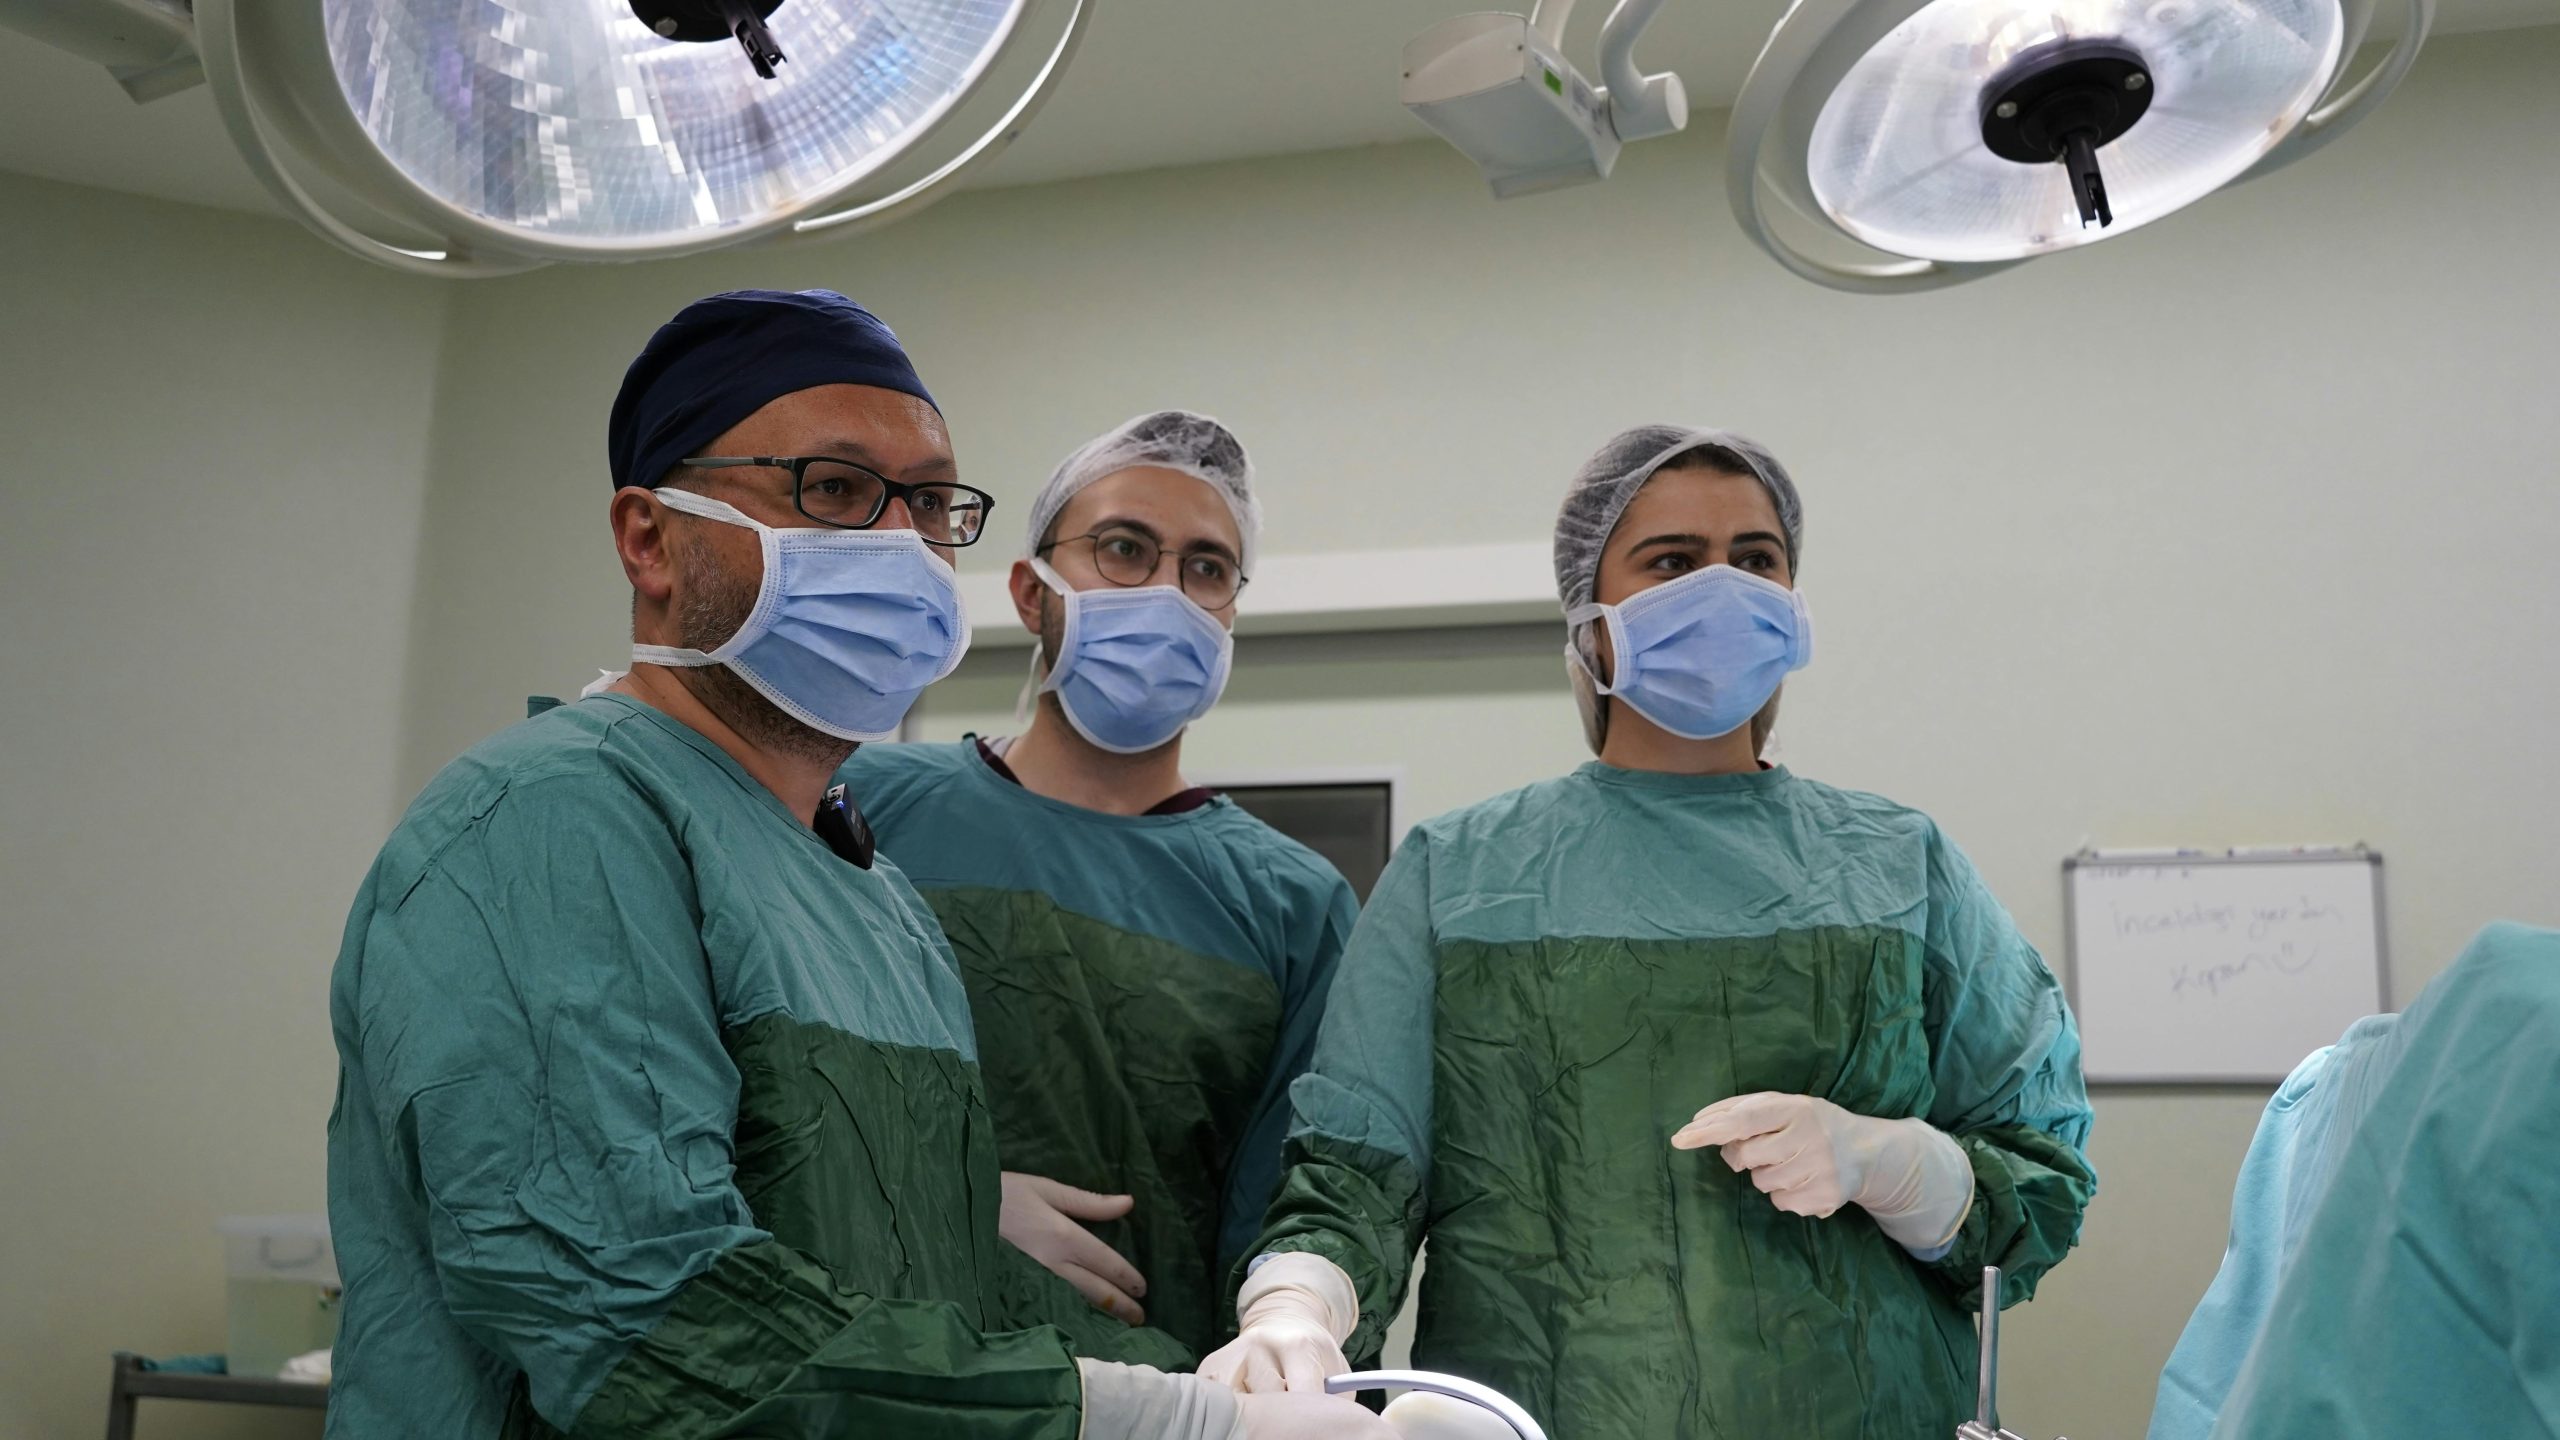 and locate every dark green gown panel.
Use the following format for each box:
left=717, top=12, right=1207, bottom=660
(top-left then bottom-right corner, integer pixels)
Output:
left=1253, top=763, right=2096, bottom=1440
left=841, top=740, right=1358, bottom=1355
left=930, top=886, right=1281, bottom=1349
left=328, top=698, right=1179, bottom=1440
